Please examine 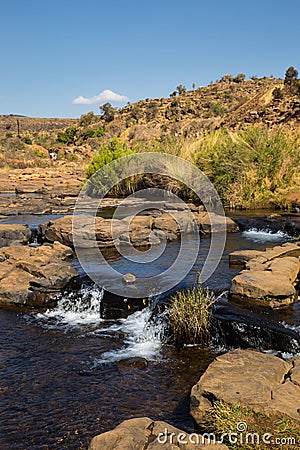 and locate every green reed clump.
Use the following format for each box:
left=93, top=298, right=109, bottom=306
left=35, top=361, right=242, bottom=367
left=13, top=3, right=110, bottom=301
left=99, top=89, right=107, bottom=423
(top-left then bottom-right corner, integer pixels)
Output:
left=168, top=286, right=215, bottom=348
